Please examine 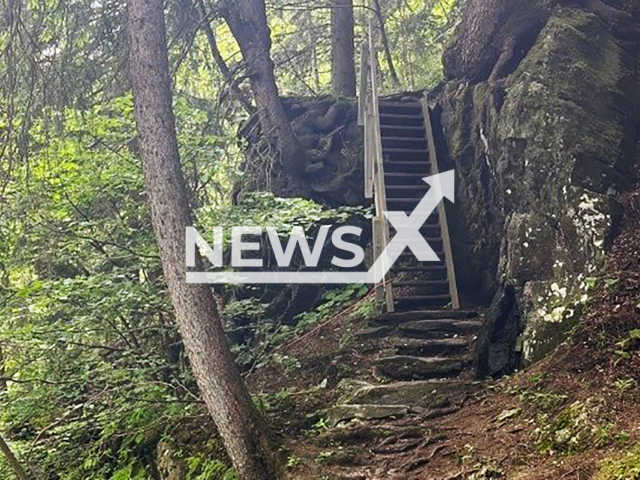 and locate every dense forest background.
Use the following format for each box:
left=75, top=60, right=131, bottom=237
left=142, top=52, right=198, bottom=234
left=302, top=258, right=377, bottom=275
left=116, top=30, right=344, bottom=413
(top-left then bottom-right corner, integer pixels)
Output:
left=0, top=0, right=460, bottom=478
left=2, top=0, right=640, bottom=478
